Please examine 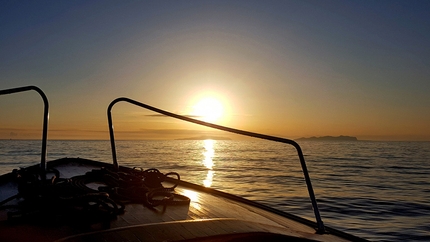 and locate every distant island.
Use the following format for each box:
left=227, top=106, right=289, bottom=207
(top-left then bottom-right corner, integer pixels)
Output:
left=296, top=135, right=358, bottom=141
left=176, top=135, right=232, bottom=140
